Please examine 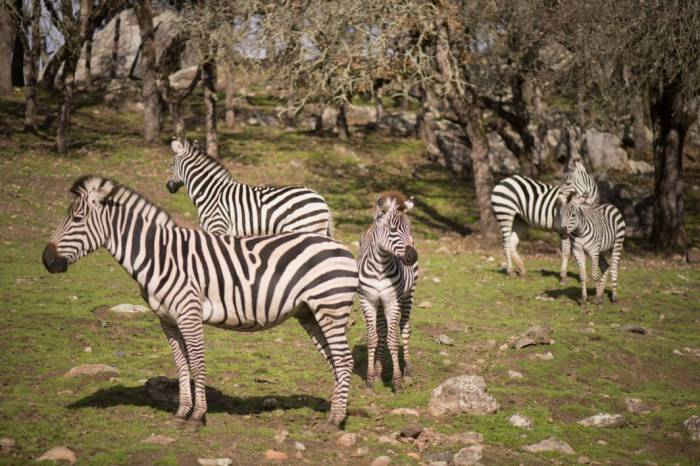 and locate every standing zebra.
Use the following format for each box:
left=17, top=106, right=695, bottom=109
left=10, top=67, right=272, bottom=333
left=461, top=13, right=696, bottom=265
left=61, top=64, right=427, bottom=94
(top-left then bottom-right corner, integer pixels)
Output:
left=166, top=138, right=333, bottom=236
left=490, top=160, right=598, bottom=282
left=358, top=192, right=418, bottom=392
left=557, top=195, right=625, bottom=305
left=42, top=176, right=358, bottom=429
